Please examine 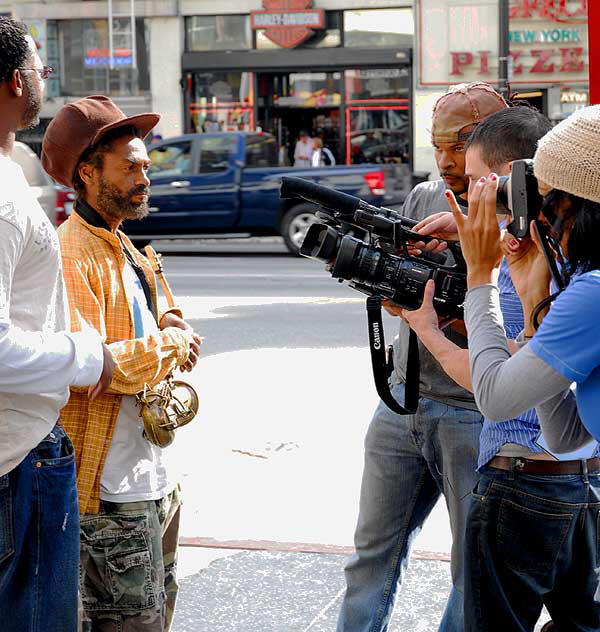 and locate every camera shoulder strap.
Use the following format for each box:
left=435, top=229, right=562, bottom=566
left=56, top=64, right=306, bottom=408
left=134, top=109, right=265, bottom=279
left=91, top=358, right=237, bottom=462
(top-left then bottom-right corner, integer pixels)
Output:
left=366, top=296, right=419, bottom=415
